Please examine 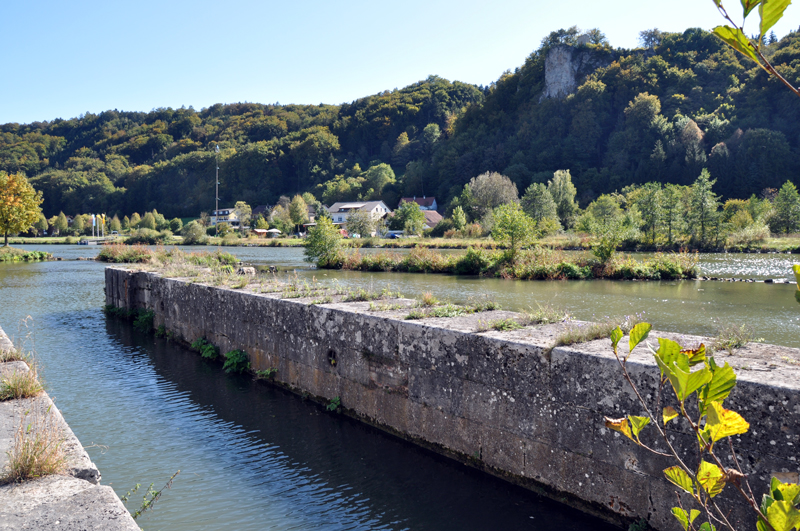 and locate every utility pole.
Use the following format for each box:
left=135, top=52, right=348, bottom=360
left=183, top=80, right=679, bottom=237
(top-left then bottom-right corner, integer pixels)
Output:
left=215, top=145, right=220, bottom=238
